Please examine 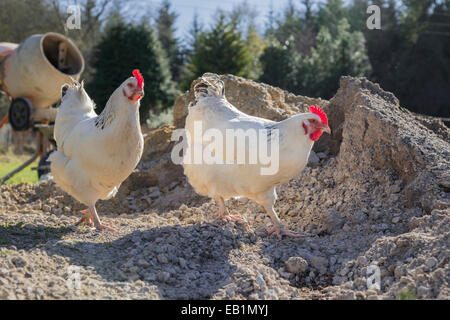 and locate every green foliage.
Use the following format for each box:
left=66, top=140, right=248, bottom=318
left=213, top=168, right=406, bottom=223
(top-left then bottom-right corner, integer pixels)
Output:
left=147, top=107, right=174, bottom=129
left=317, top=0, right=348, bottom=37
left=259, top=37, right=300, bottom=93
left=267, top=1, right=299, bottom=45
left=299, top=19, right=371, bottom=98
left=0, top=0, right=63, bottom=42
left=396, top=287, right=417, bottom=300
left=225, top=1, right=259, bottom=38
left=347, top=0, right=371, bottom=32
left=87, top=20, right=179, bottom=123
left=182, top=15, right=252, bottom=89
left=156, top=0, right=178, bottom=50
left=363, top=0, right=450, bottom=117
left=245, top=29, right=267, bottom=80
left=260, top=18, right=370, bottom=99
left=187, top=12, right=203, bottom=53
left=403, top=1, right=450, bottom=117
left=156, top=0, right=184, bottom=82
left=222, top=1, right=264, bottom=79
left=266, top=0, right=318, bottom=56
